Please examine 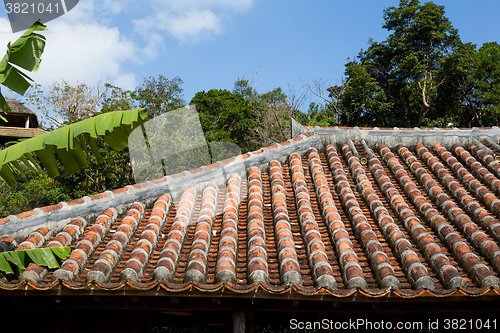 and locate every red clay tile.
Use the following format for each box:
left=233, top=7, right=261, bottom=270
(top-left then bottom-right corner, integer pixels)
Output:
left=14, top=210, right=36, bottom=220
left=65, top=197, right=86, bottom=206
left=89, top=192, right=107, bottom=200
left=39, top=203, right=63, bottom=213
left=8, top=129, right=500, bottom=299
left=170, top=172, right=186, bottom=179
left=399, top=144, right=498, bottom=287
left=151, top=177, right=168, bottom=184
left=111, top=187, right=128, bottom=194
